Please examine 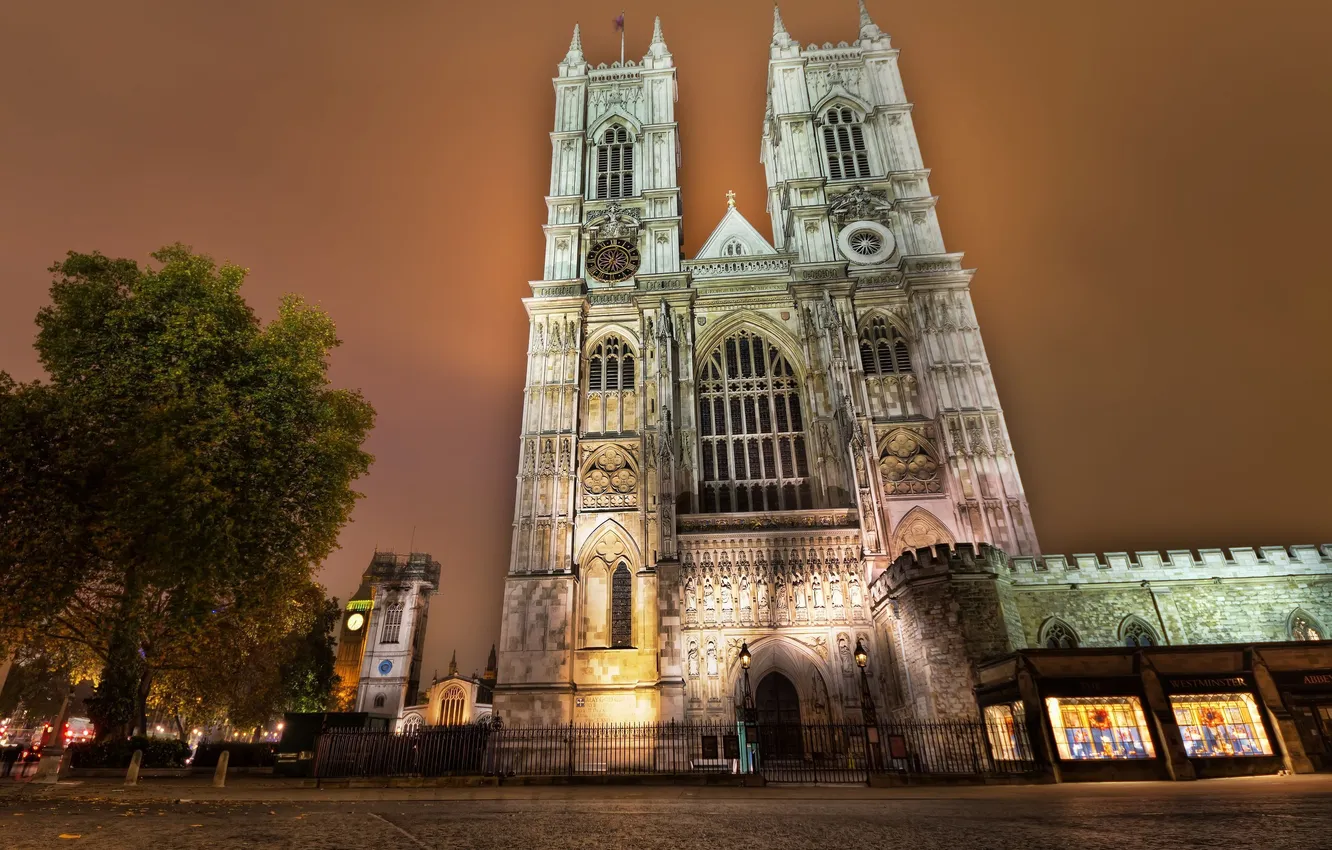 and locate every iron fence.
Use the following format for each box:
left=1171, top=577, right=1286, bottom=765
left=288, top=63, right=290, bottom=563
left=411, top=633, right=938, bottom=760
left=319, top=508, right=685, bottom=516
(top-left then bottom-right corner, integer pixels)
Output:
left=312, top=718, right=1040, bottom=784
